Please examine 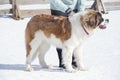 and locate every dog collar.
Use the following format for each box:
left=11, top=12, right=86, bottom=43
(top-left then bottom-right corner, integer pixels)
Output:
left=81, top=24, right=89, bottom=35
